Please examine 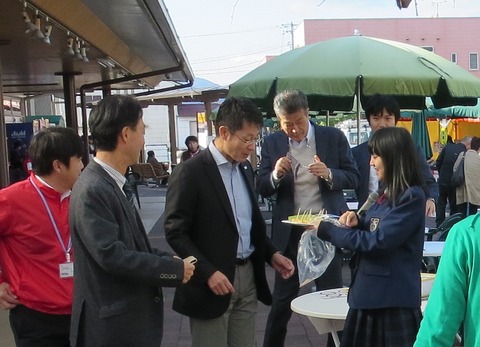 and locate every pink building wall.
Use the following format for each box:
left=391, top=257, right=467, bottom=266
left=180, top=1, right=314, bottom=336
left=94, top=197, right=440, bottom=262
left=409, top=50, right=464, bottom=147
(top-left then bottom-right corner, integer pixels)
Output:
left=296, top=18, right=480, bottom=78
